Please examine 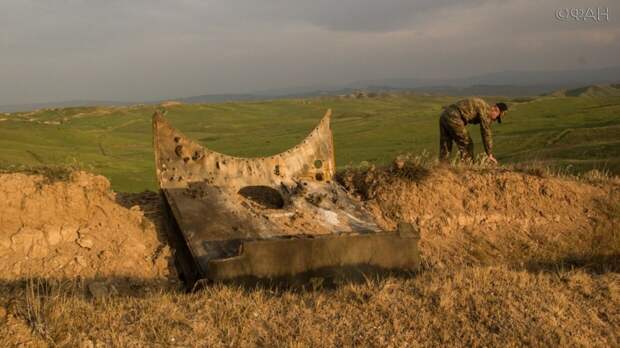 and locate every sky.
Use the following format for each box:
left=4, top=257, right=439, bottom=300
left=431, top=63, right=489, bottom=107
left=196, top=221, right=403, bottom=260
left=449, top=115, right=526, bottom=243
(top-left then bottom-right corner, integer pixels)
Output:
left=0, top=0, right=618, bottom=105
